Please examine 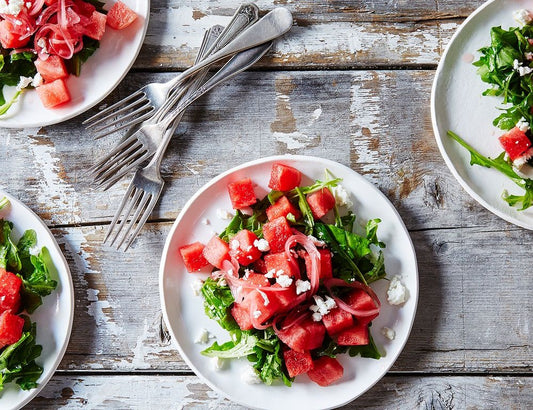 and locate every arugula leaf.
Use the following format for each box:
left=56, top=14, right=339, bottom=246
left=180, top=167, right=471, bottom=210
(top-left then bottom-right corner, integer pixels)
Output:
left=65, top=38, right=100, bottom=76
left=23, top=247, right=58, bottom=297
left=0, top=220, right=22, bottom=272
left=202, top=332, right=258, bottom=358
left=294, top=187, right=314, bottom=234
left=365, top=218, right=385, bottom=248
left=0, top=197, right=8, bottom=210
left=348, top=329, right=381, bottom=359
left=448, top=130, right=533, bottom=210
left=200, top=277, right=238, bottom=332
